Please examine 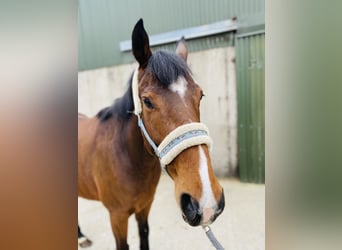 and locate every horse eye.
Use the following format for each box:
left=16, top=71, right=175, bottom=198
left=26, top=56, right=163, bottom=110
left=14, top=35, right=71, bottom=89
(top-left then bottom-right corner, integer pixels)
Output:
left=200, top=92, right=205, bottom=101
left=143, top=98, right=154, bottom=109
